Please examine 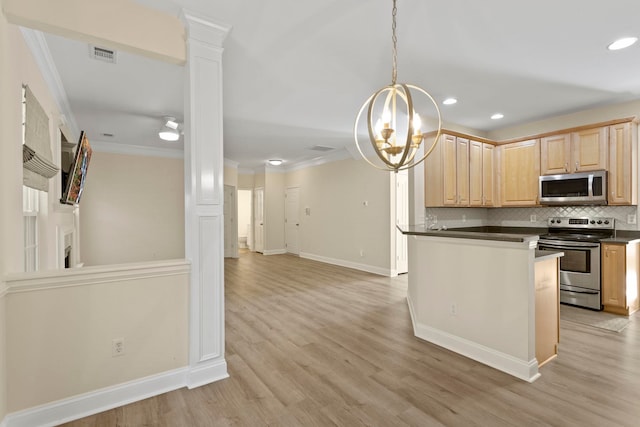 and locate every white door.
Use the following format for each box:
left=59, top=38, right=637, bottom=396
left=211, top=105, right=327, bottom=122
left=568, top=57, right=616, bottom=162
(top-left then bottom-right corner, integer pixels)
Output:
left=254, top=187, right=264, bottom=253
left=396, top=171, right=409, bottom=274
left=285, top=187, right=300, bottom=255
left=223, top=185, right=237, bottom=258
